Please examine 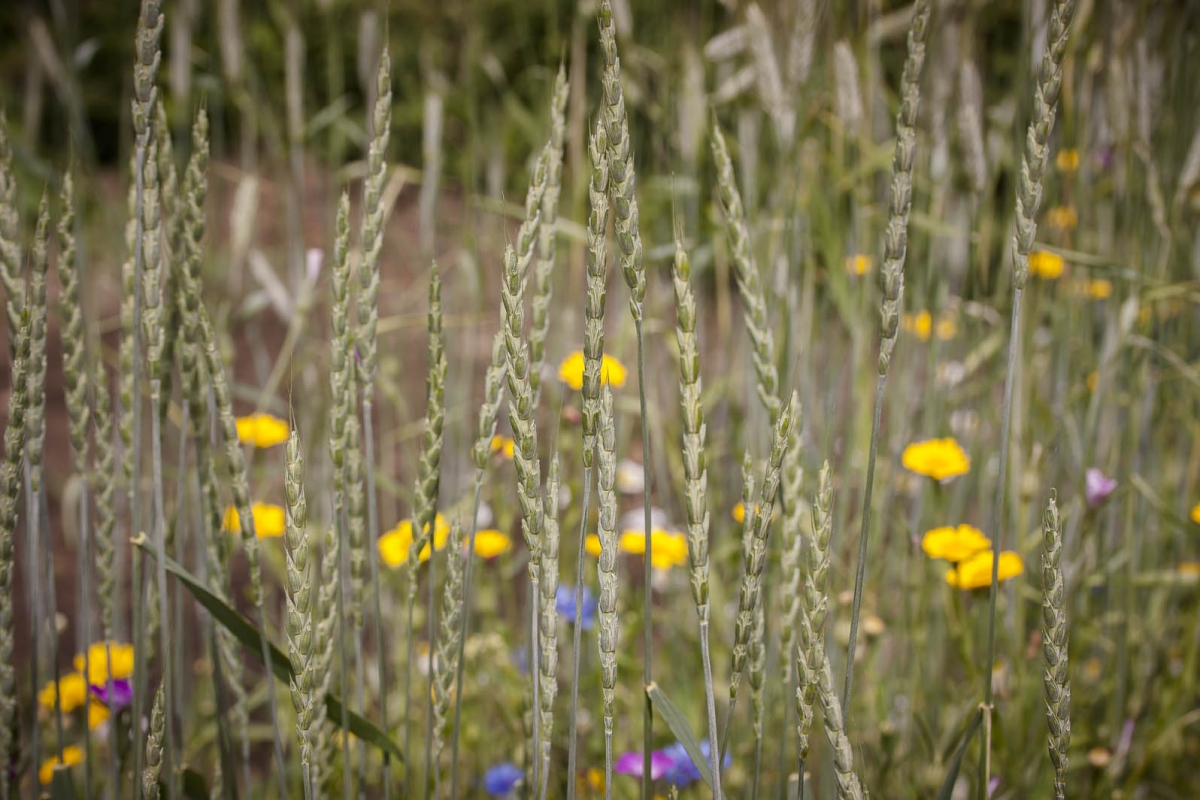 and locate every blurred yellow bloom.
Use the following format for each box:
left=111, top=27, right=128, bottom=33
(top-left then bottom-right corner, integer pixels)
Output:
left=1191, top=503, right=1200, bottom=525
left=1178, top=562, right=1200, bottom=580
left=902, top=438, right=970, bottom=481
left=1056, top=148, right=1079, bottom=173
left=1046, top=205, right=1078, bottom=230
left=489, top=435, right=515, bottom=460
left=844, top=254, right=872, bottom=276
left=1084, top=279, right=1112, bottom=299
left=903, top=311, right=957, bottom=342
left=234, top=413, right=289, bottom=449
left=224, top=502, right=287, bottom=538
left=87, top=701, right=110, bottom=730
left=584, top=534, right=603, bottom=558
left=1029, top=250, right=1065, bottom=279
left=378, top=514, right=451, bottom=568
left=558, top=351, right=628, bottom=391
left=921, top=525, right=991, bottom=563
left=1086, top=371, right=1099, bottom=392
left=39, top=745, right=84, bottom=785
left=38, top=672, right=88, bottom=714
left=618, top=529, right=689, bottom=569
left=74, top=642, right=135, bottom=685
left=945, top=550, right=1024, bottom=590
left=731, top=502, right=775, bottom=524
left=936, top=316, right=957, bottom=341
left=472, top=530, right=511, bottom=559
